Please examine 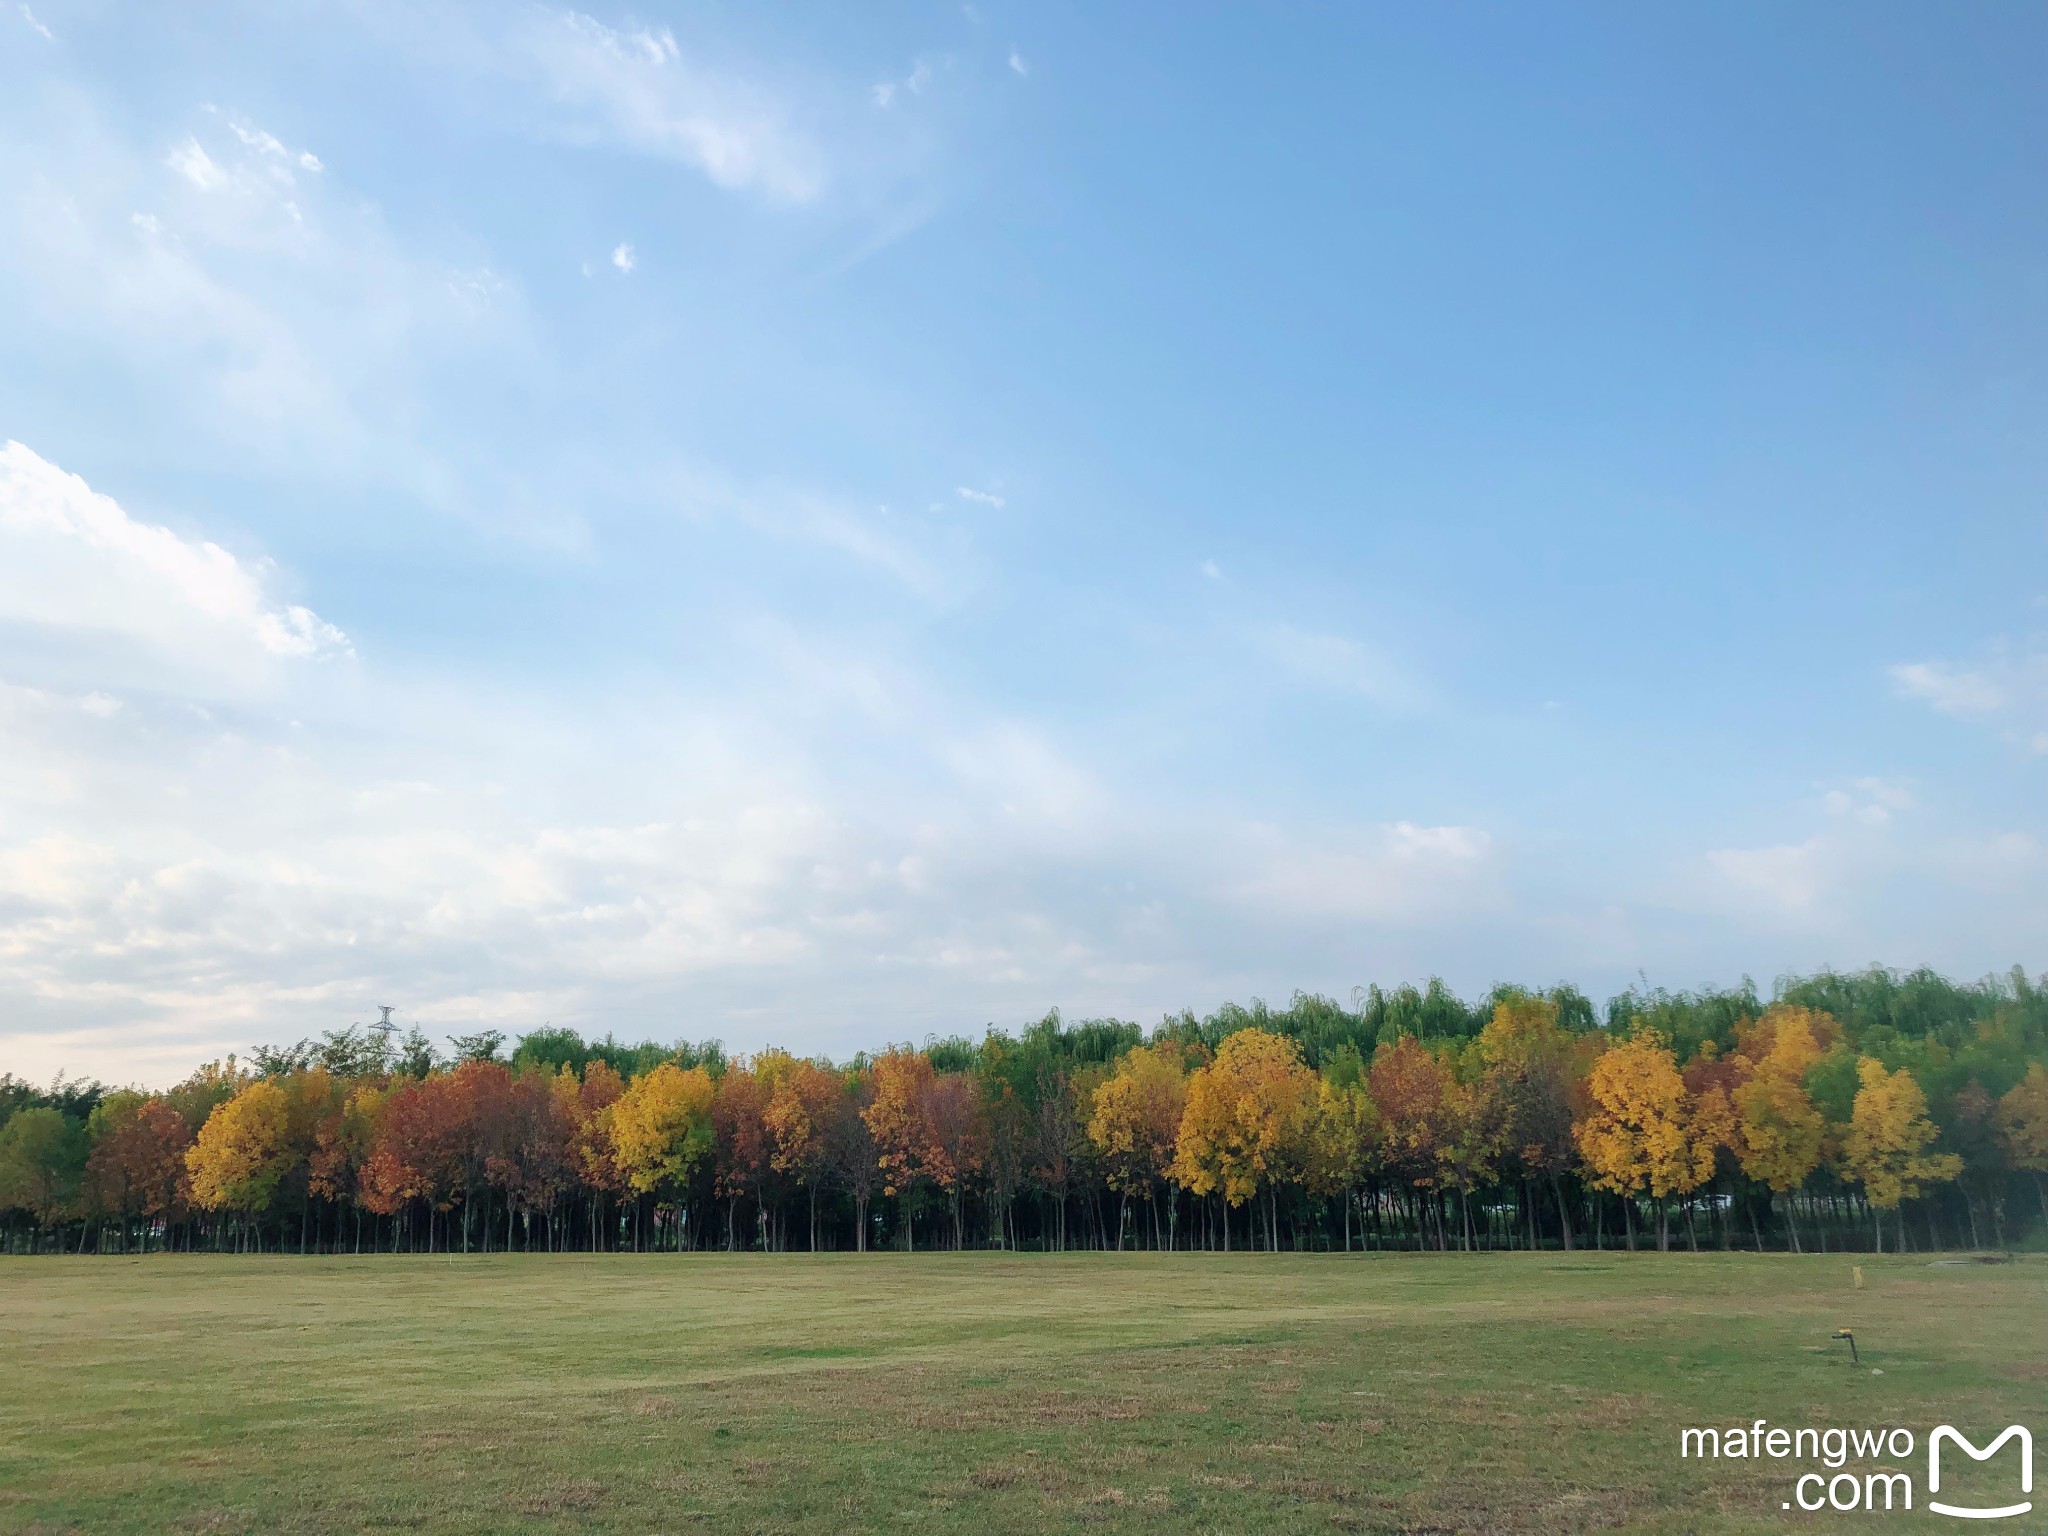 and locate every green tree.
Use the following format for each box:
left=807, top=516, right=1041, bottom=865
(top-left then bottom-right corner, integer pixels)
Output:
left=0, top=1107, right=89, bottom=1244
